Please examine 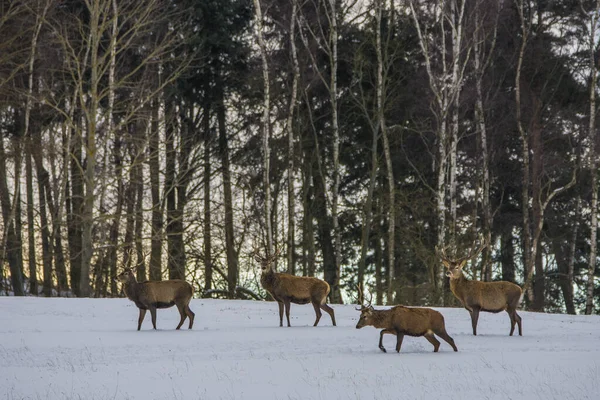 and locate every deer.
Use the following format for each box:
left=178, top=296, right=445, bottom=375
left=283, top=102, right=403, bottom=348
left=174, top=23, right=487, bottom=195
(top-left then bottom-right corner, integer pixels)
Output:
left=116, top=268, right=195, bottom=331
left=252, top=248, right=336, bottom=327
left=355, top=288, right=458, bottom=353
left=437, top=241, right=523, bottom=336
